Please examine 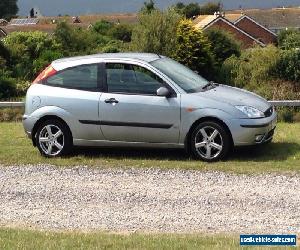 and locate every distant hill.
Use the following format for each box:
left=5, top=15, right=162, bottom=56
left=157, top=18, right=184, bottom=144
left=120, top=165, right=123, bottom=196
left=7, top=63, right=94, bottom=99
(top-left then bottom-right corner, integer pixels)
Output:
left=18, top=0, right=300, bottom=17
